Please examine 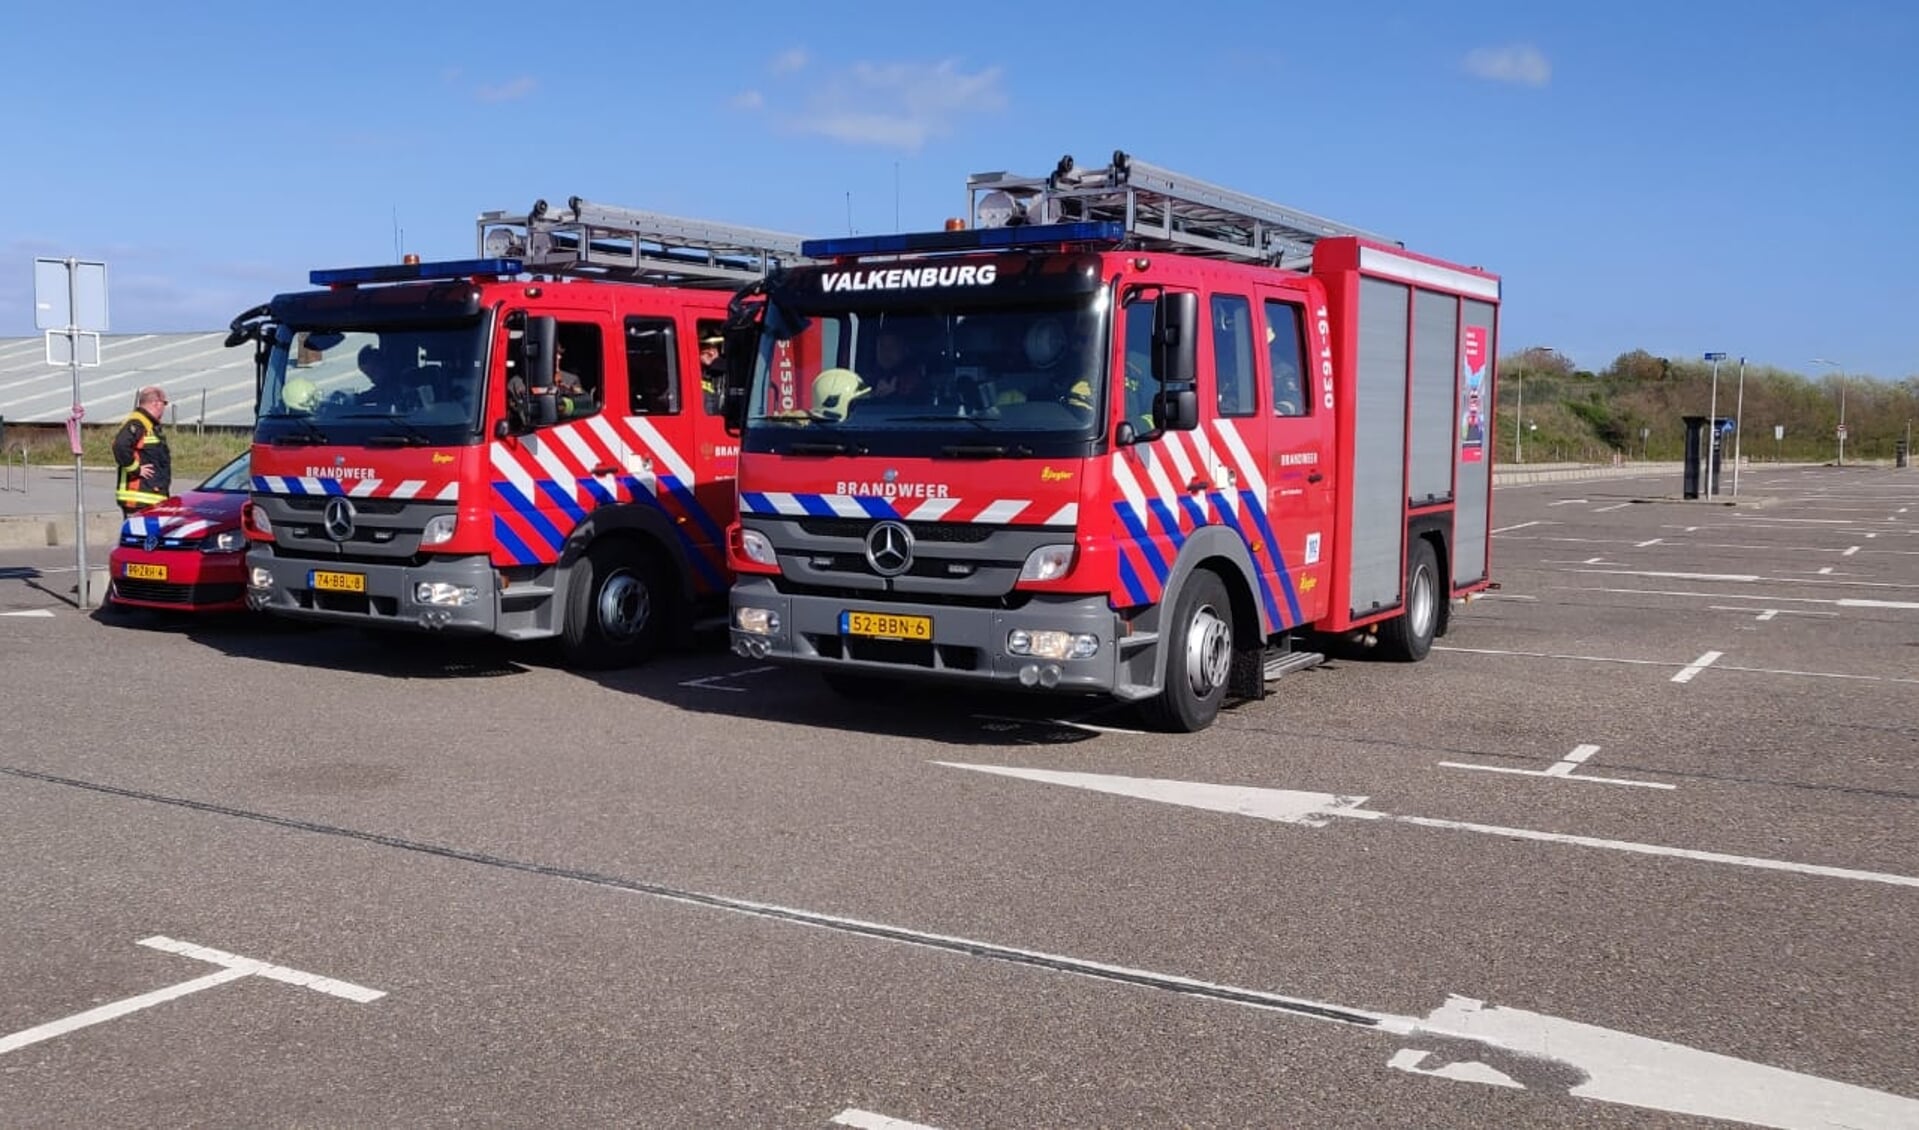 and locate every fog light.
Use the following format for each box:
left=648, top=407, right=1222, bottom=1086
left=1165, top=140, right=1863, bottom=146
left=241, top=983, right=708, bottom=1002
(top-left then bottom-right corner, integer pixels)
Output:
left=249, top=566, right=272, bottom=589
left=415, top=582, right=479, bottom=606
left=735, top=606, right=780, bottom=635
left=1018, top=543, right=1076, bottom=582
left=1007, top=629, right=1098, bottom=660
